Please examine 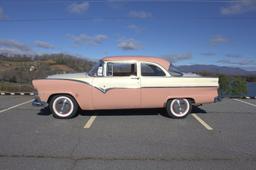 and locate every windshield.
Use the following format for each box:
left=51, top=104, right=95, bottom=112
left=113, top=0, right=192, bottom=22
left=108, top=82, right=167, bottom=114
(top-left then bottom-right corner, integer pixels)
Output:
left=168, top=64, right=183, bottom=77
left=88, top=60, right=104, bottom=77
